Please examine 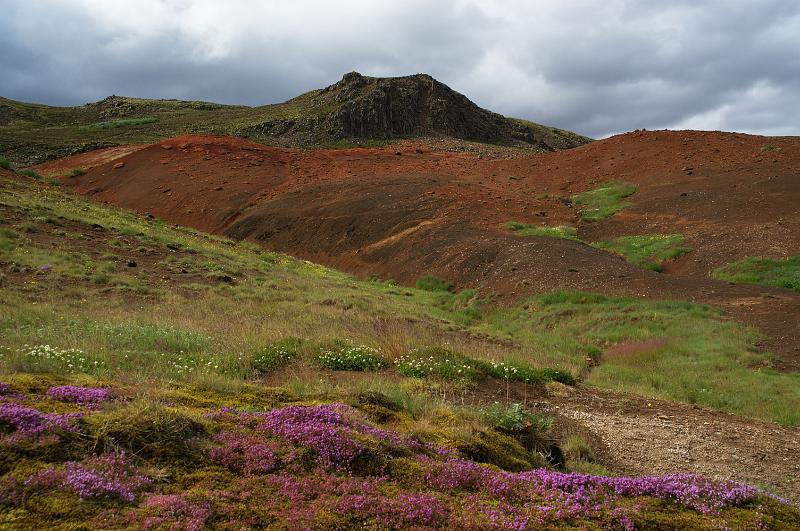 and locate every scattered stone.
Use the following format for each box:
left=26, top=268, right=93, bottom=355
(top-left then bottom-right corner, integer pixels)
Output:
left=113, top=162, right=125, bottom=169
left=166, top=243, right=181, bottom=251
left=126, top=260, right=137, bottom=267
